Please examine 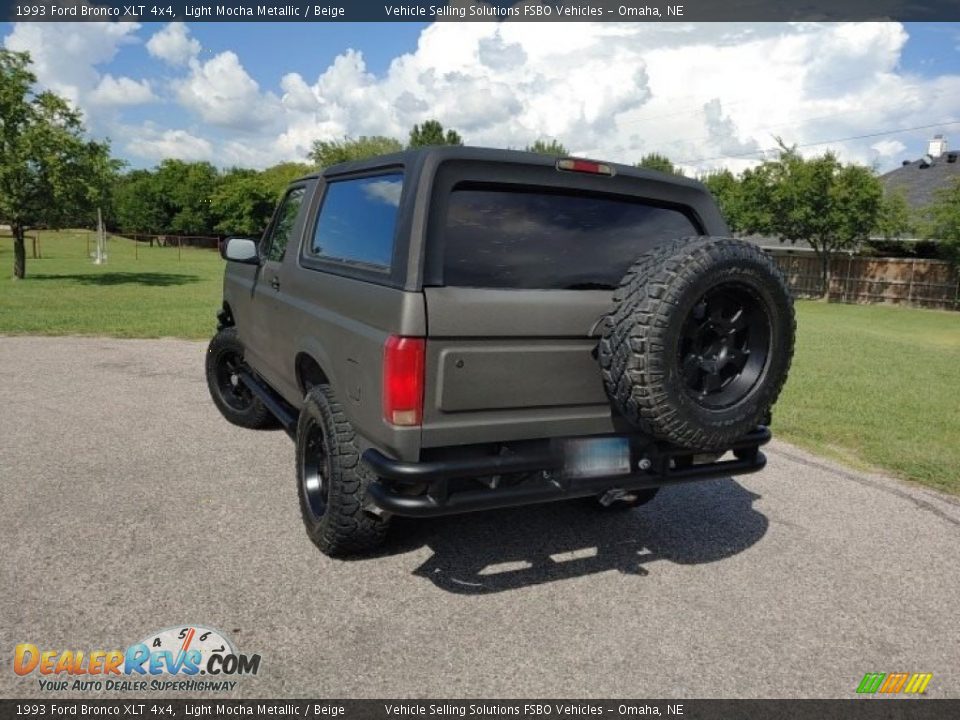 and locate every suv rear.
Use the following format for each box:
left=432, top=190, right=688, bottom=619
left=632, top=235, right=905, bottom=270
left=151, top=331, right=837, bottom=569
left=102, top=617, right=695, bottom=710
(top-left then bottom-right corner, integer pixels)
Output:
left=206, top=147, right=794, bottom=556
